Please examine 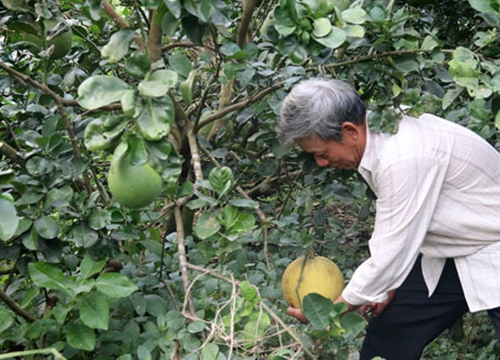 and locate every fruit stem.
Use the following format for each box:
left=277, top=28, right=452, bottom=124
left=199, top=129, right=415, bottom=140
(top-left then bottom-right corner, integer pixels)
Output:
left=296, top=247, right=315, bottom=308
left=306, top=246, right=315, bottom=260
